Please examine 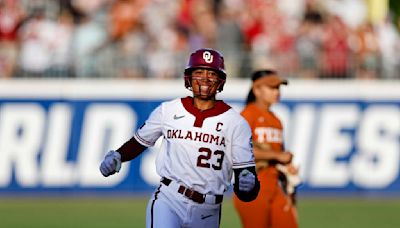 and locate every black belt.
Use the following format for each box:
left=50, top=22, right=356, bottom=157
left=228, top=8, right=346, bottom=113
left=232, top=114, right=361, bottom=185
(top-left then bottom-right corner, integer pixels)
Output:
left=161, top=177, right=223, bottom=204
